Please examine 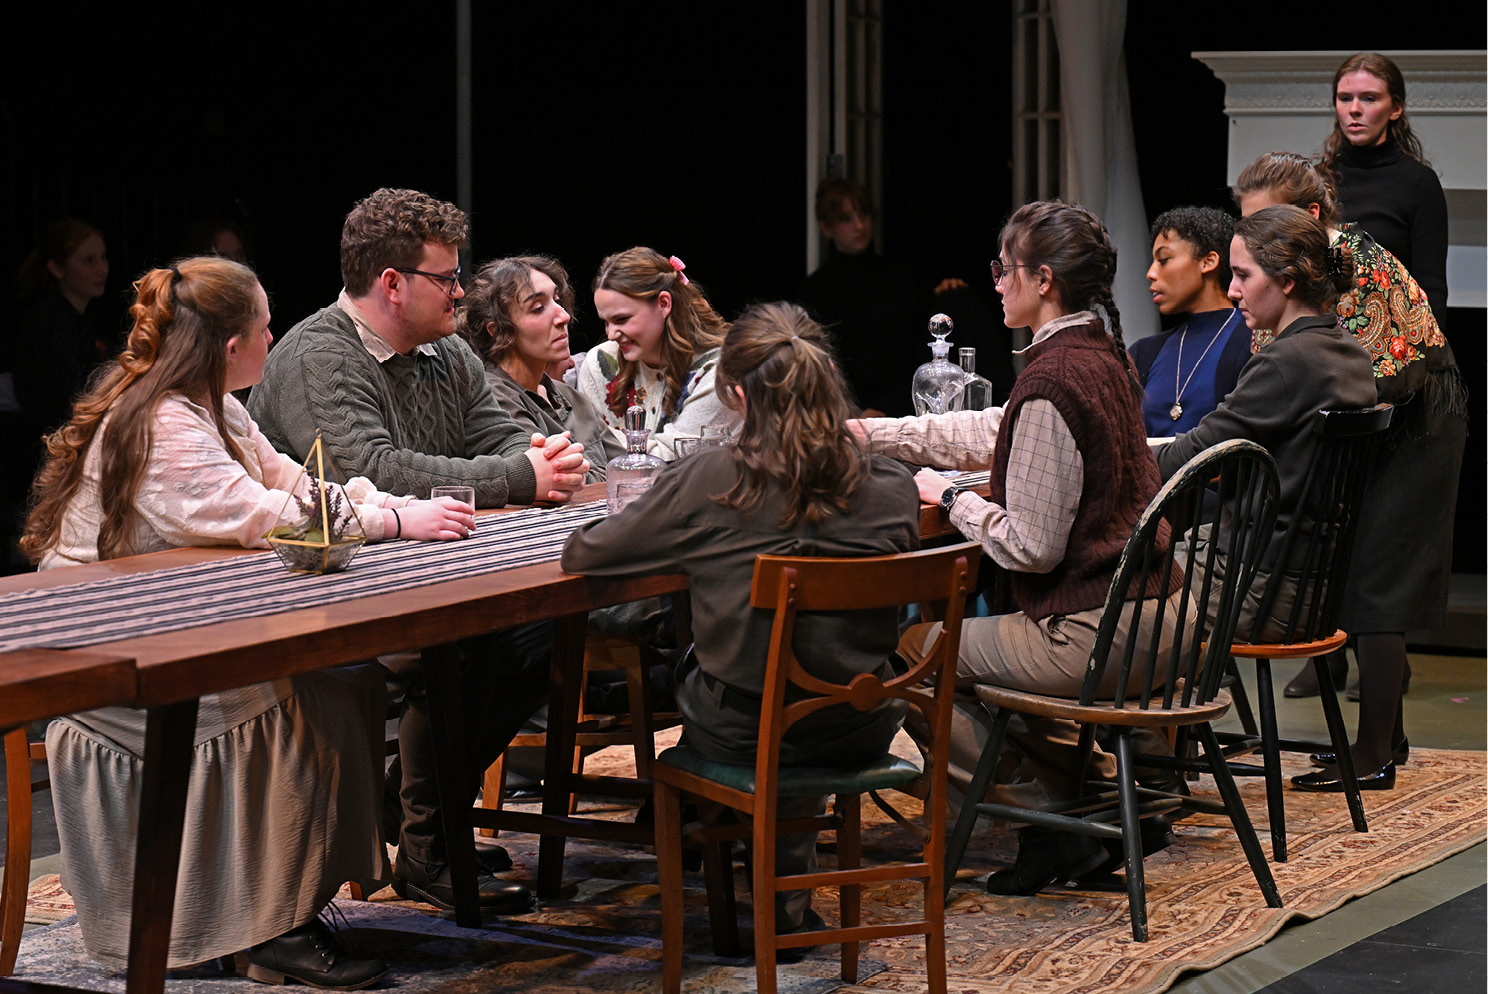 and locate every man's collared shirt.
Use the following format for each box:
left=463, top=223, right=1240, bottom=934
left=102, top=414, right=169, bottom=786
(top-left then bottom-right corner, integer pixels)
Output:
left=337, top=289, right=439, bottom=362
